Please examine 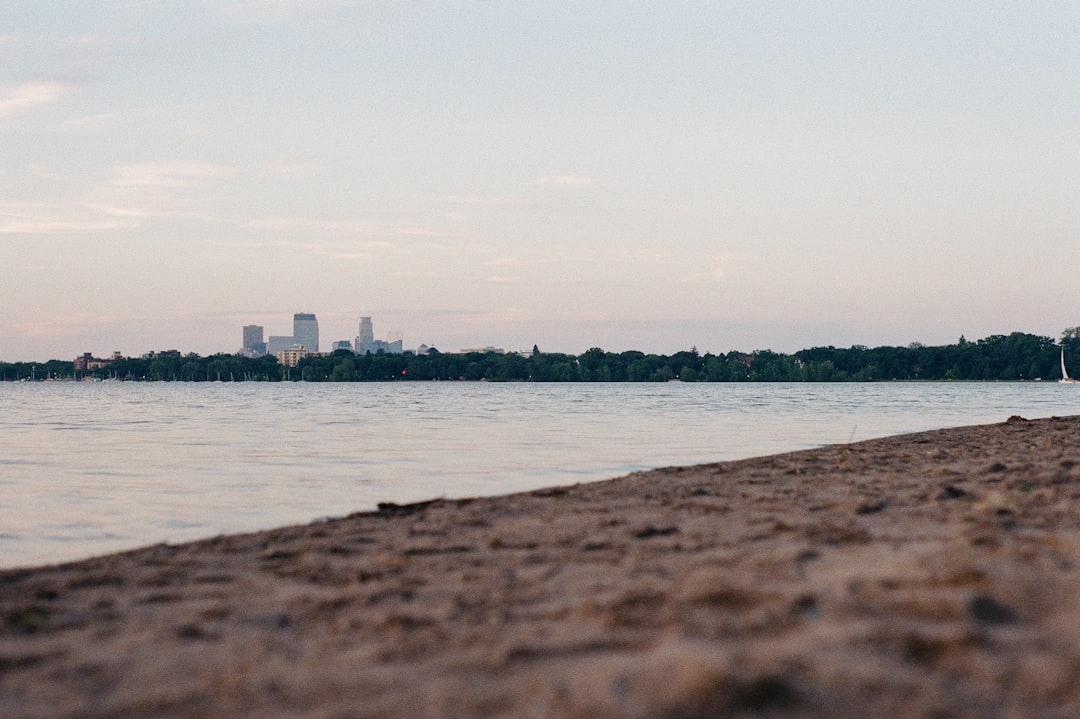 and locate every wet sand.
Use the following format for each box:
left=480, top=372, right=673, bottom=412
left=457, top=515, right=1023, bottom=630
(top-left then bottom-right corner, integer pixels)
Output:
left=3, top=414, right=1080, bottom=718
